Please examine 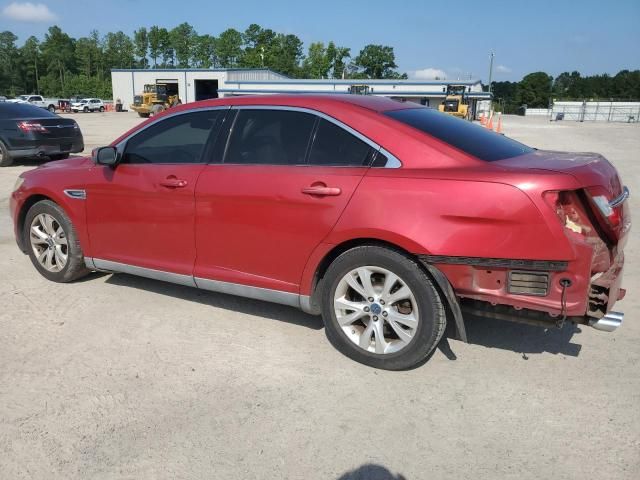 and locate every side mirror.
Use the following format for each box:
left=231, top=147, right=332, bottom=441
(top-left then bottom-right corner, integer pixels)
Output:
left=93, top=146, right=119, bottom=167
